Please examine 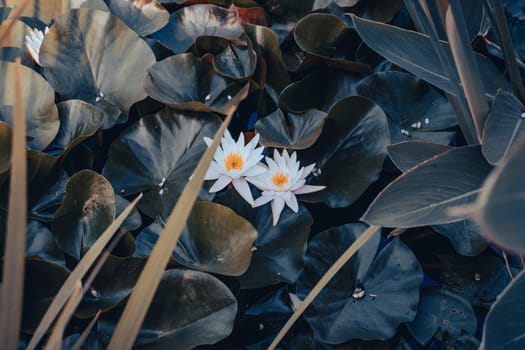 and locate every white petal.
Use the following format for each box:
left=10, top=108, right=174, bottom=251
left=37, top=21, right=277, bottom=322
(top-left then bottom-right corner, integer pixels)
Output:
left=253, top=192, right=274, bottom=207
left=271, top=196, right=286, bottom=226
left=290, top=151, right=297, bottom=163
left=237, top=131, right=245, bottom=147
left=244, top=163, right=267, bottom=177
left=232, top=178, right=254, bottom=205
left=285, top=192, right=299, bottom=212
left=290, top=179, right=306, bottom=192
left=203, top=137, right=213, bottom=147
left=209, top=175, right=232, bottom=193
left=302, top=163, right=316, bottom=178
left=204, top=161, right=223, bottom=180
left=293, top=184, right=326, bottom=195
left=246, top=175, right=268, bottom=190
left=246, top=133, right=260, bottom=150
